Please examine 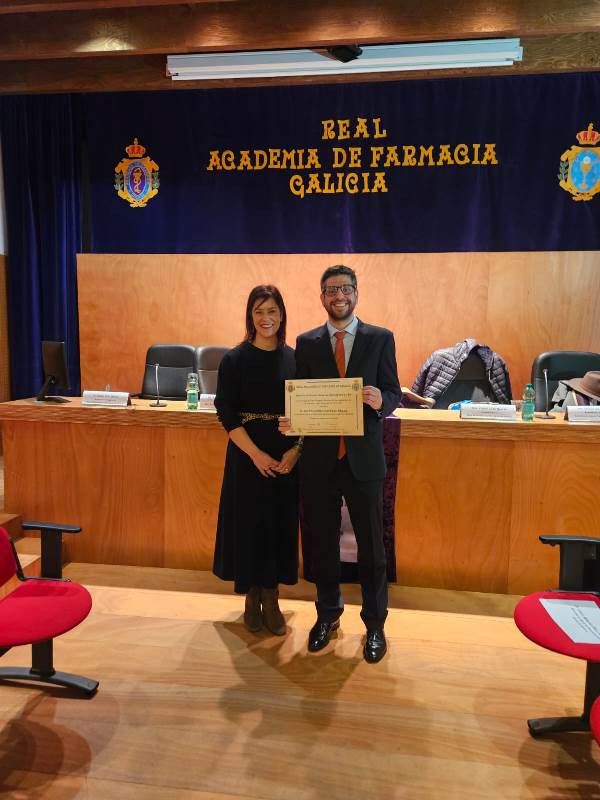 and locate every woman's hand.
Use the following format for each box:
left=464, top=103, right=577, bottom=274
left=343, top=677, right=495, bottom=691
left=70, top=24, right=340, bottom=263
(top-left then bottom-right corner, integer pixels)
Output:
left=251, top=449, right=281, bottom=478
left=278, top=416, right=292, bottom=434
left=272, top=446, right=300, bottom=475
